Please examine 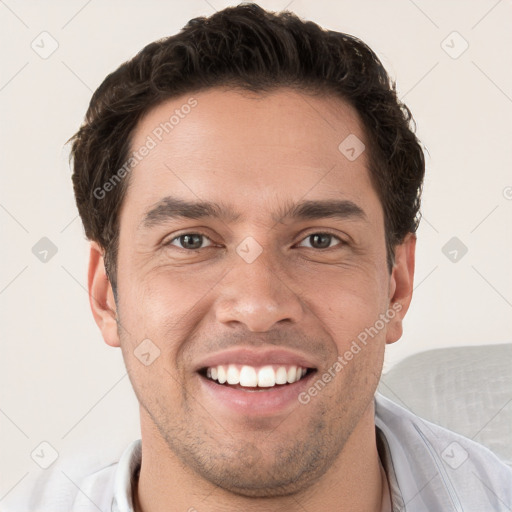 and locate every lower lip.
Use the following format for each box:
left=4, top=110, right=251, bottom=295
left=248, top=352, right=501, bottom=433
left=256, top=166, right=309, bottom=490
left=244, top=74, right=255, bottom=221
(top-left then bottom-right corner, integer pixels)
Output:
left=198, top=372, right=316, bottom=417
